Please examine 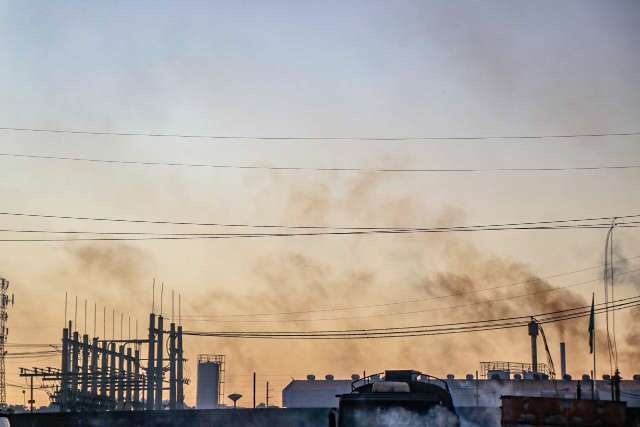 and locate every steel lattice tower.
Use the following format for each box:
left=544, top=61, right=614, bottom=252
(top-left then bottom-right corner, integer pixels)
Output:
left=0, top=278, right=12, bottom=407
